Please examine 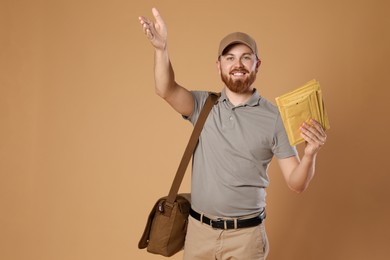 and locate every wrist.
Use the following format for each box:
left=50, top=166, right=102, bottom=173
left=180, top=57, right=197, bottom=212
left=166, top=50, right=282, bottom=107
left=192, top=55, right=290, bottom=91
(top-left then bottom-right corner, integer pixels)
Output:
left=154, top=42, right=168, bottom=53
left=302, top=152, right=316, bottom=162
